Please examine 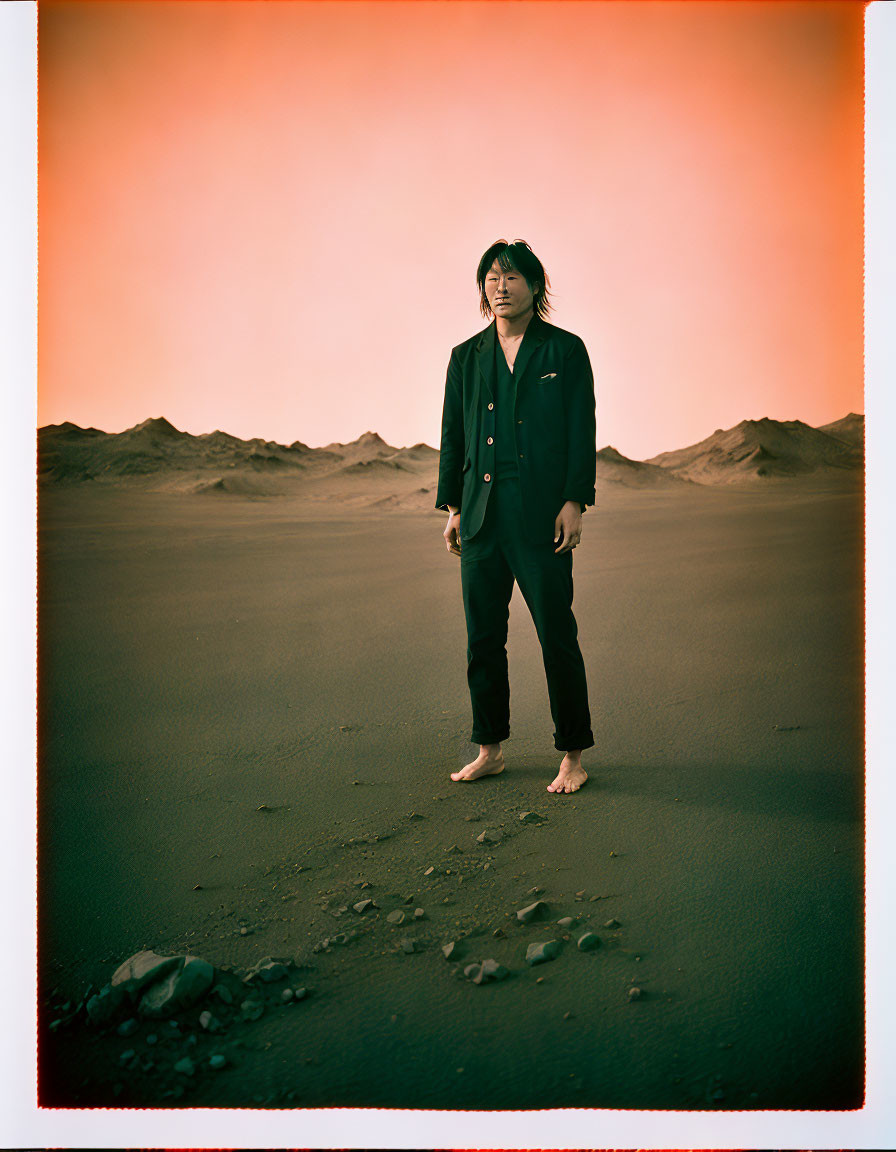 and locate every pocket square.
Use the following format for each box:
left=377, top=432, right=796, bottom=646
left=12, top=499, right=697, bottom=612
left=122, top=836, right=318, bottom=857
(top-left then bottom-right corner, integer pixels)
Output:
left=540, top=372, right=558, bottom=380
